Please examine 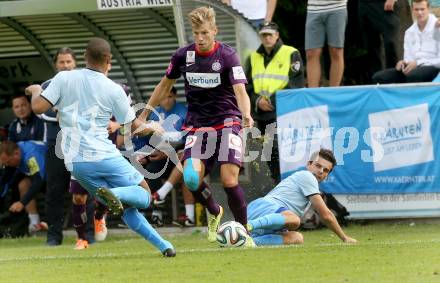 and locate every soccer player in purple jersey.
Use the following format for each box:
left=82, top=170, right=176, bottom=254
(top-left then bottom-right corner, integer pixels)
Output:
left=140, top=6, right=255, bottom=245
